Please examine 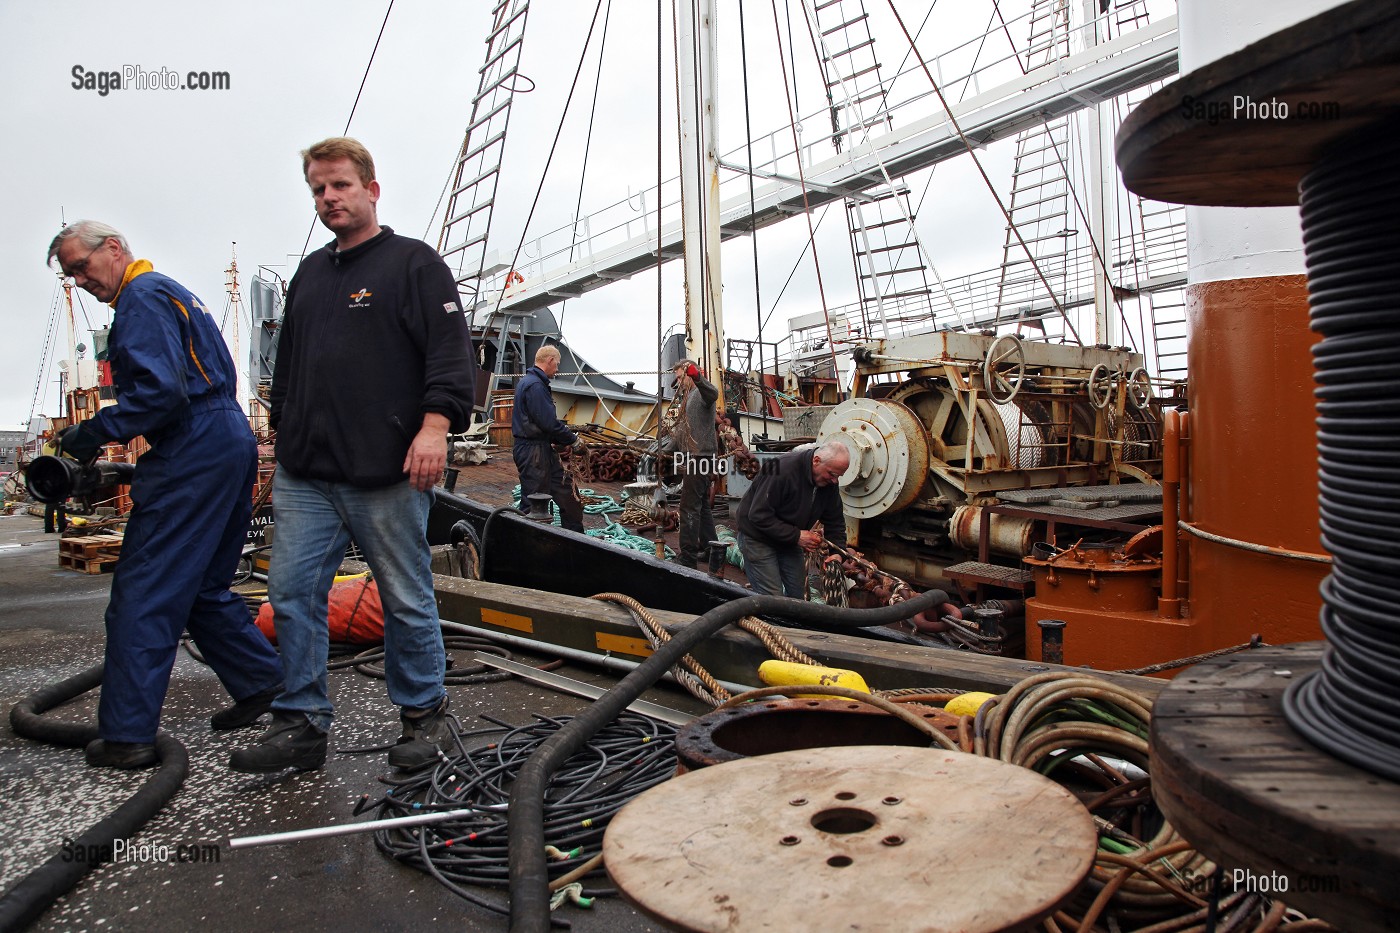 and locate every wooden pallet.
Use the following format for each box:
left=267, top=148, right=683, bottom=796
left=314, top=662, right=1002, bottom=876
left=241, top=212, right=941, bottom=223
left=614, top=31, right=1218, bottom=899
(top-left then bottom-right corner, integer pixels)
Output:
left=59, top=553, right=118, bottom=574
left=59, top=535, right=122, bottom=574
